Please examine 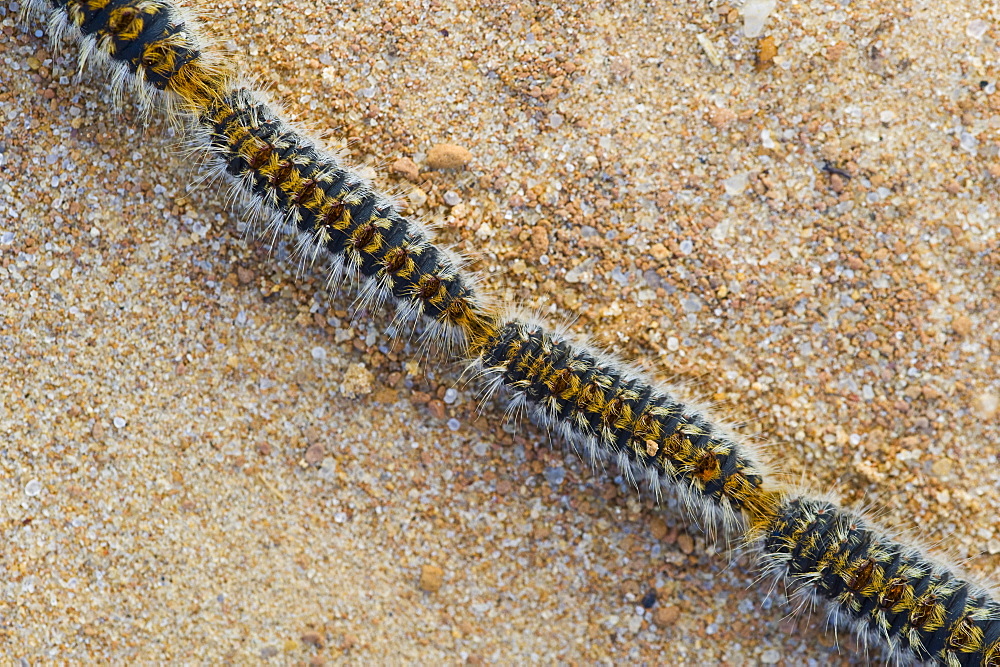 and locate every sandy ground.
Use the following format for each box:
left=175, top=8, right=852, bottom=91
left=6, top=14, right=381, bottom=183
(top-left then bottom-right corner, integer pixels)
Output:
left=2, top=0, right=999, bottom=663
